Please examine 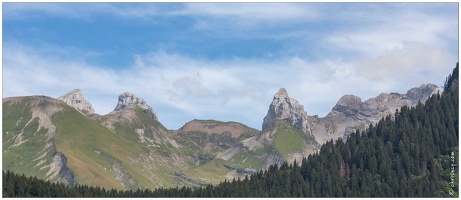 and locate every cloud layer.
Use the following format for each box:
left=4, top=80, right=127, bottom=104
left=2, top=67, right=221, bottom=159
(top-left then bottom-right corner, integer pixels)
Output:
left=3, top=43, right=456, bottom=130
